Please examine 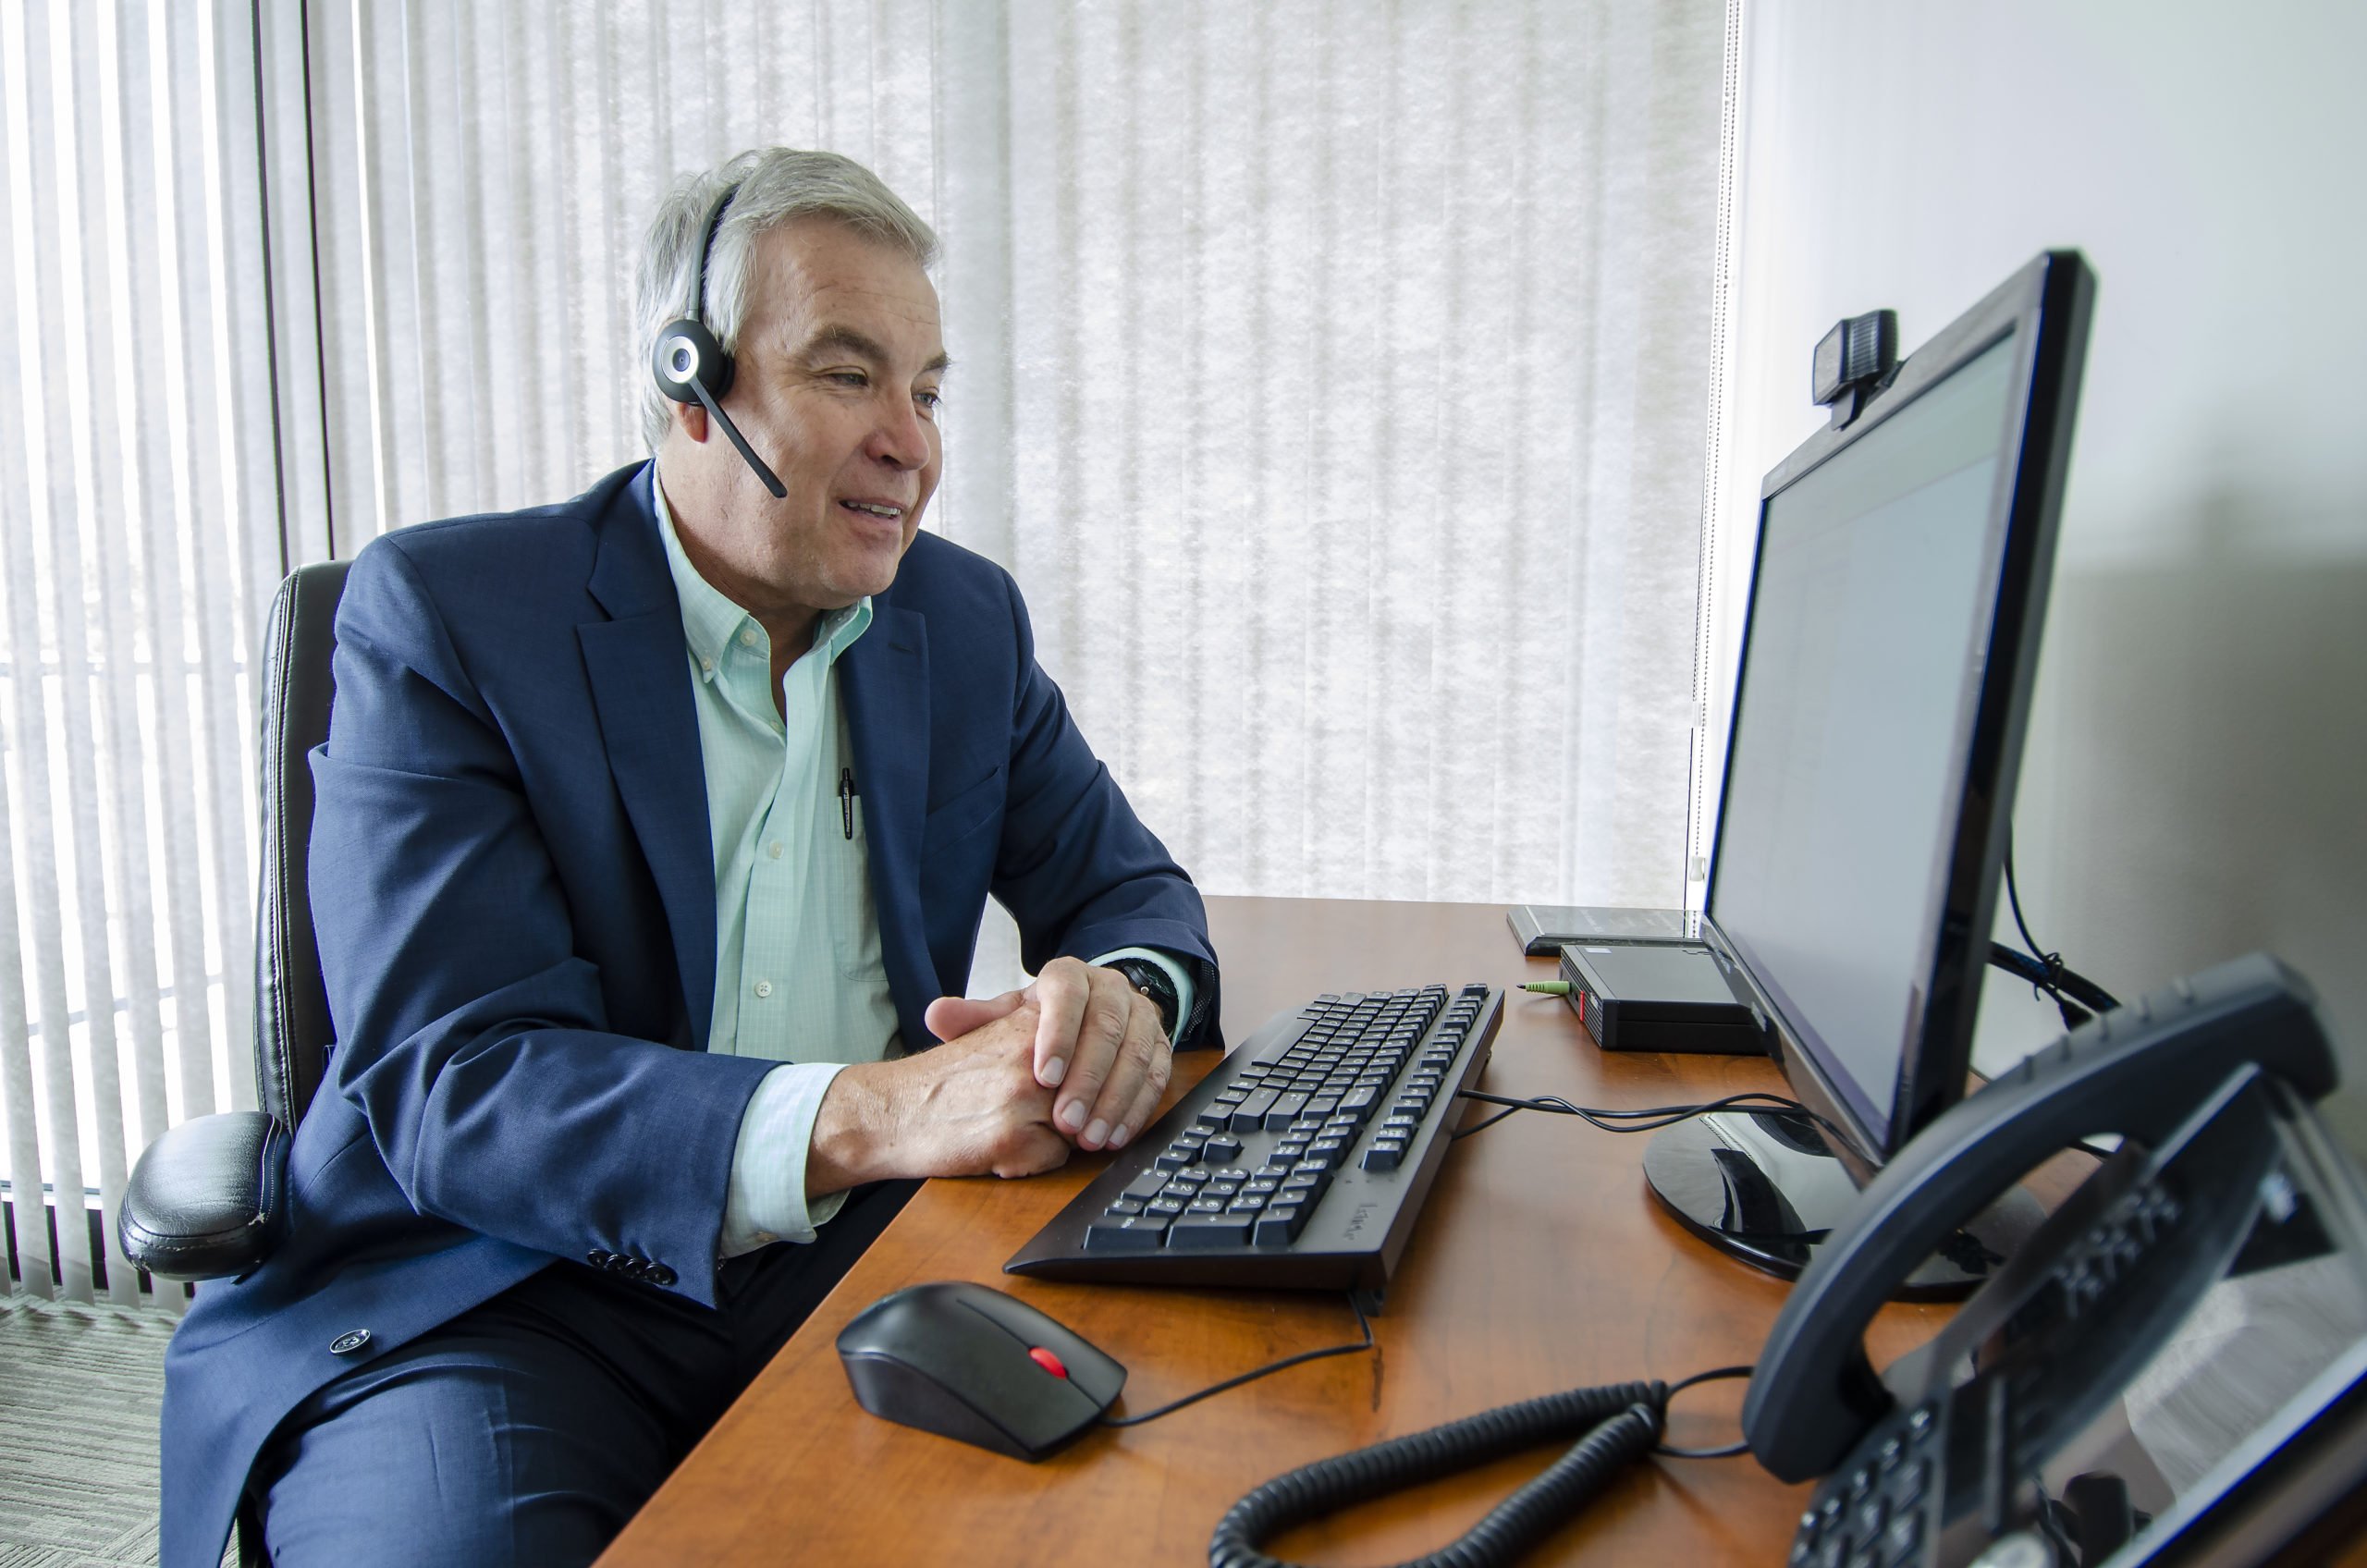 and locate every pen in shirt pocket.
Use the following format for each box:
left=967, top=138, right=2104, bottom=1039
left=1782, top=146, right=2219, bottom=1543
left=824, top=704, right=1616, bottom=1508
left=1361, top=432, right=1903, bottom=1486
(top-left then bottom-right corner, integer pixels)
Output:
left=839, top=766, right=857, bottom=839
